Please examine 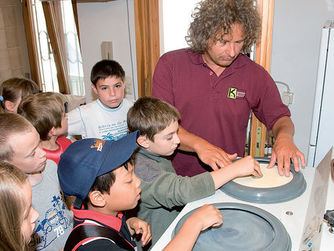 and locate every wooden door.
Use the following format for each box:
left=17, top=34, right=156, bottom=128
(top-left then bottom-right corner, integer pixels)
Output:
left=134, top=0, right=160, bottom=97
left=249, top=0, right=275, bottom=157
